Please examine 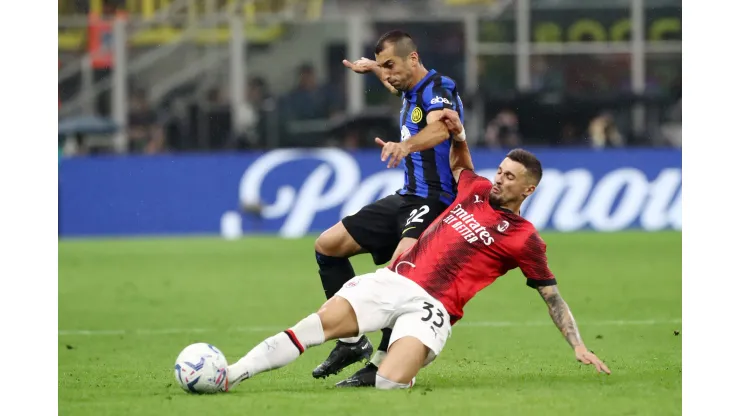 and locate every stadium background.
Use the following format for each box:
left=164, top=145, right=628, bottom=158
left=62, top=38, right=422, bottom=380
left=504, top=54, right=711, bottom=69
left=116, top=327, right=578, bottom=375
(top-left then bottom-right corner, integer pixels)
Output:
left=58, top=1, right=682, bottom=415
